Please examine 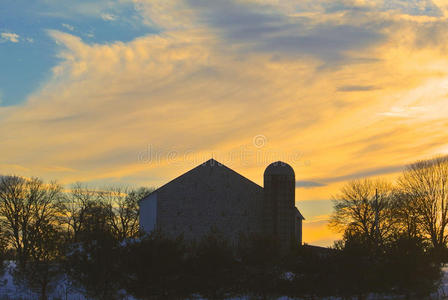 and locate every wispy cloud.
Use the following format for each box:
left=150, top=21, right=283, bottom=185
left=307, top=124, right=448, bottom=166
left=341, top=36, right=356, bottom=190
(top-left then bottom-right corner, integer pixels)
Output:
left=337, top=85, right=379, bottom=92
left=101, top=13, right=117, bottom=21
left=296, top=181, right=326, bottom=188
left=379, top=106, right=429, bottom=118
left=315, top=165, right=405, bottom=184
left=1, top=32, right=20, bottom=43
left=62, top=23, right=75, bottom=31
left=0, top=32, right=34, bottom=43
left=301, top=155, right=448, bottom=186
left=384, top=0, right=442, bottom=17
left=186, top=0, right=385, bottom=65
